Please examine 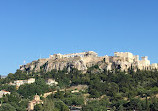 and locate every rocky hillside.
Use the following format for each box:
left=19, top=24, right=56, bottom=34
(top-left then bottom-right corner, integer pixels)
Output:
left=19, top=51, right=158, bottom=73
left=20, top=51, right=103, bottom=73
